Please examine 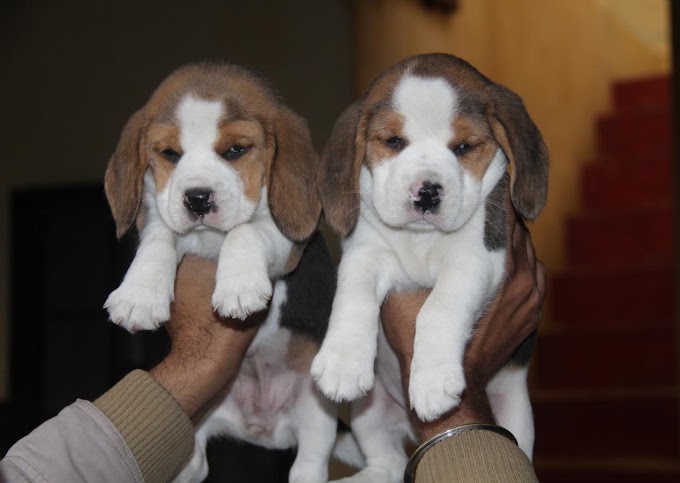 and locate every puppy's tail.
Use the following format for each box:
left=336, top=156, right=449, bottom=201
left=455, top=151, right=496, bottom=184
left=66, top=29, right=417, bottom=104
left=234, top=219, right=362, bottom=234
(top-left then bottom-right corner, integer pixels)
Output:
left=332, top=420, right=365, bottom=469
